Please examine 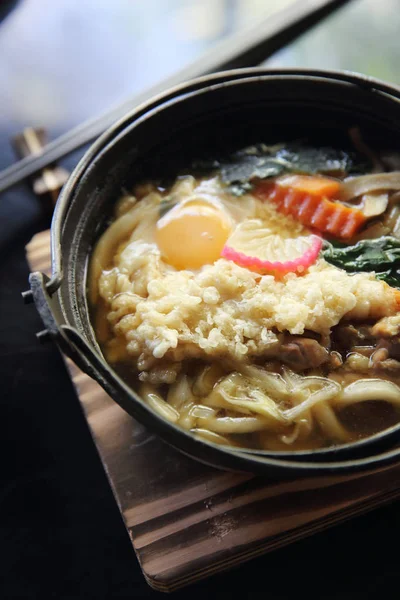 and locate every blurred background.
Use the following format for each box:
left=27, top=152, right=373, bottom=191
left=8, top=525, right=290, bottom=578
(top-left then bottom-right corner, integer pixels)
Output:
left=0, top=0, right=399, bottom=137
left=1, top=0, right=399, bottom=264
